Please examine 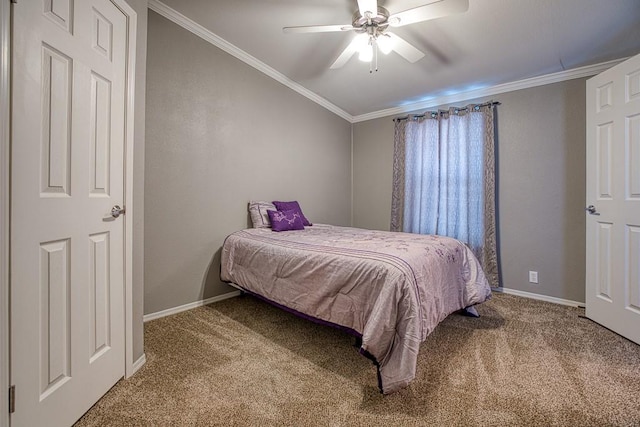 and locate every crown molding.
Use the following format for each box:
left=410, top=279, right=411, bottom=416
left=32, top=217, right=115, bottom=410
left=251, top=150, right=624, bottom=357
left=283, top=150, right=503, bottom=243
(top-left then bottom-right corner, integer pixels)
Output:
left=147, top=0, right=354, bottom=122
left=147, top=1, right=625, bottom=125
left=351, top=58, right=626, bottom=122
